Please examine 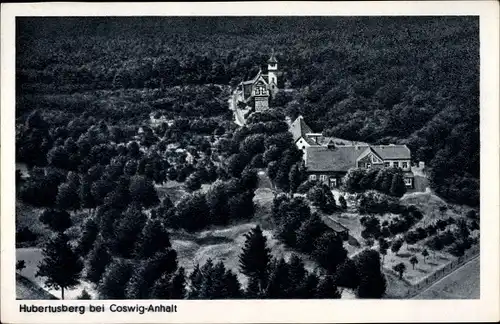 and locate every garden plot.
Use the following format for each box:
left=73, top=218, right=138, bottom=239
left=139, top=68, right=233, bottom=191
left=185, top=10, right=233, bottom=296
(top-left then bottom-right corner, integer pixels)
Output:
left=382, top=247, right=455, bottom=285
